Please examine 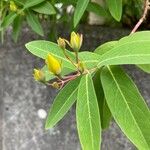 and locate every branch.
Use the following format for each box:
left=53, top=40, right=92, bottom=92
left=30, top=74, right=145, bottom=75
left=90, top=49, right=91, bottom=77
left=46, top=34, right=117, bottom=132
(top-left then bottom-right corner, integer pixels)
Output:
left=131, top=0, right=150, bottom=34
